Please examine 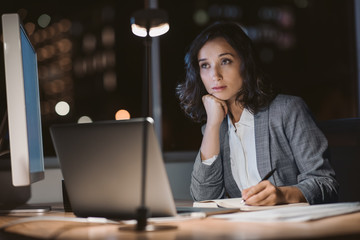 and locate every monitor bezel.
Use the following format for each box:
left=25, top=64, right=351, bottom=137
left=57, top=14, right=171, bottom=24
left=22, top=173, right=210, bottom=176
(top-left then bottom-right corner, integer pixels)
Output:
left=2, top=13, right=44, bottom=186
